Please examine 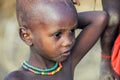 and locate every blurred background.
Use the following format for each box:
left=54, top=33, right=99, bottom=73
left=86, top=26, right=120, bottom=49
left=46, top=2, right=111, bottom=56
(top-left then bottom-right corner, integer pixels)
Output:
left=0, top=0, right=102, bottom=80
